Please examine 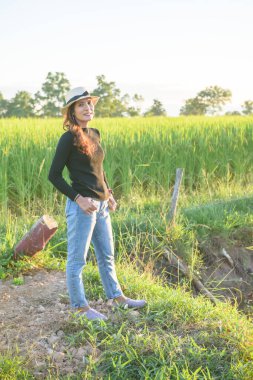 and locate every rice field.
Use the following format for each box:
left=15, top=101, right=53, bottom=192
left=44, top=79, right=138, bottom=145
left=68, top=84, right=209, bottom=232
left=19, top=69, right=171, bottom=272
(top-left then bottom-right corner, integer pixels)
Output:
left=1, top=116, right=253, bottom=379
left=0, top=116, right=252, bottom=215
